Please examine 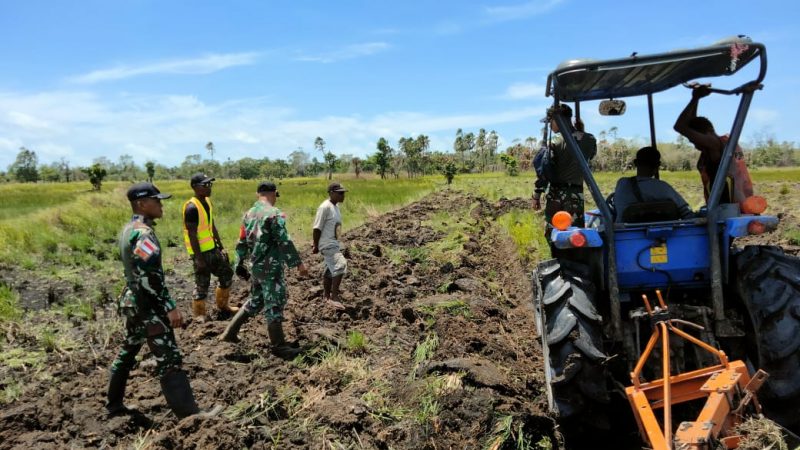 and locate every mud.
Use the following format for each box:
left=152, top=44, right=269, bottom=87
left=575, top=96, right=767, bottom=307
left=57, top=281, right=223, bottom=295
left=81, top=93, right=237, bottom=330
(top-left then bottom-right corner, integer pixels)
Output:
left=0, top=191, right=554, bottom=449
